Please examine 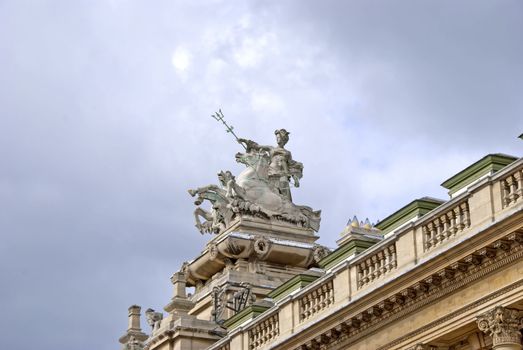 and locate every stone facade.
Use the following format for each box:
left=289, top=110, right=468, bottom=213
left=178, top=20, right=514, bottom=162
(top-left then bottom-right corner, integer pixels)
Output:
left=118, top=133, right=523, bottom=350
